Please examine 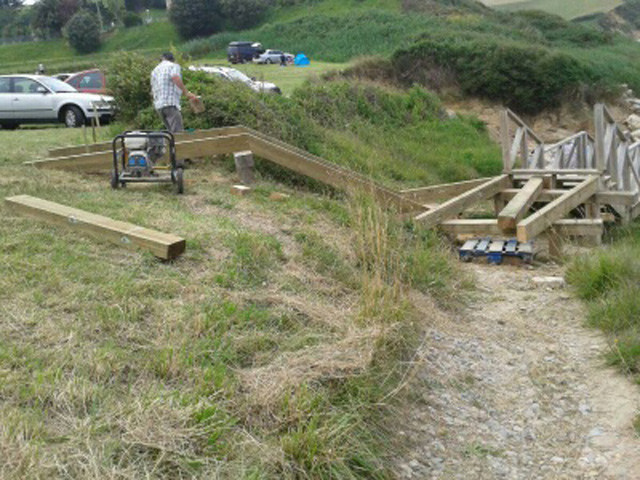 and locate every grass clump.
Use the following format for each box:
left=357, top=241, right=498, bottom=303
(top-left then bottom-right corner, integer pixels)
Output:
left=567, top=226, right=640, bottom=378
left=216, top=231, right=285, bottom=288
